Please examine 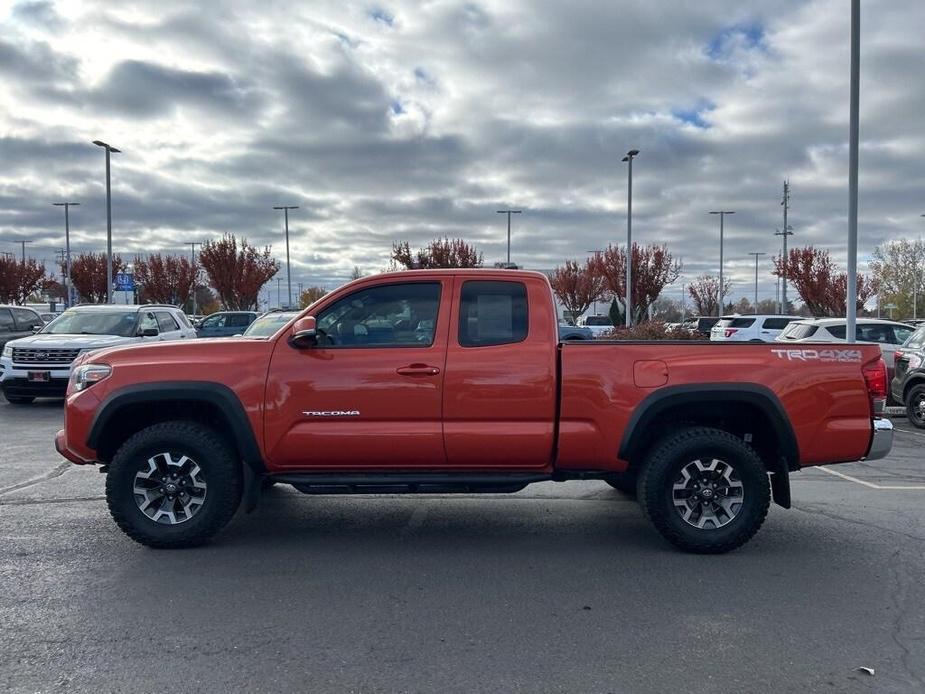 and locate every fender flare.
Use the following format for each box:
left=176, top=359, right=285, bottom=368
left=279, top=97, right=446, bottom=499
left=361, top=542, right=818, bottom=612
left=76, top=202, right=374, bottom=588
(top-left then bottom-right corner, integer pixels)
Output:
left=87, top=381, right=265, bottom=472
left=618, top=383, right=800, bottom=471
